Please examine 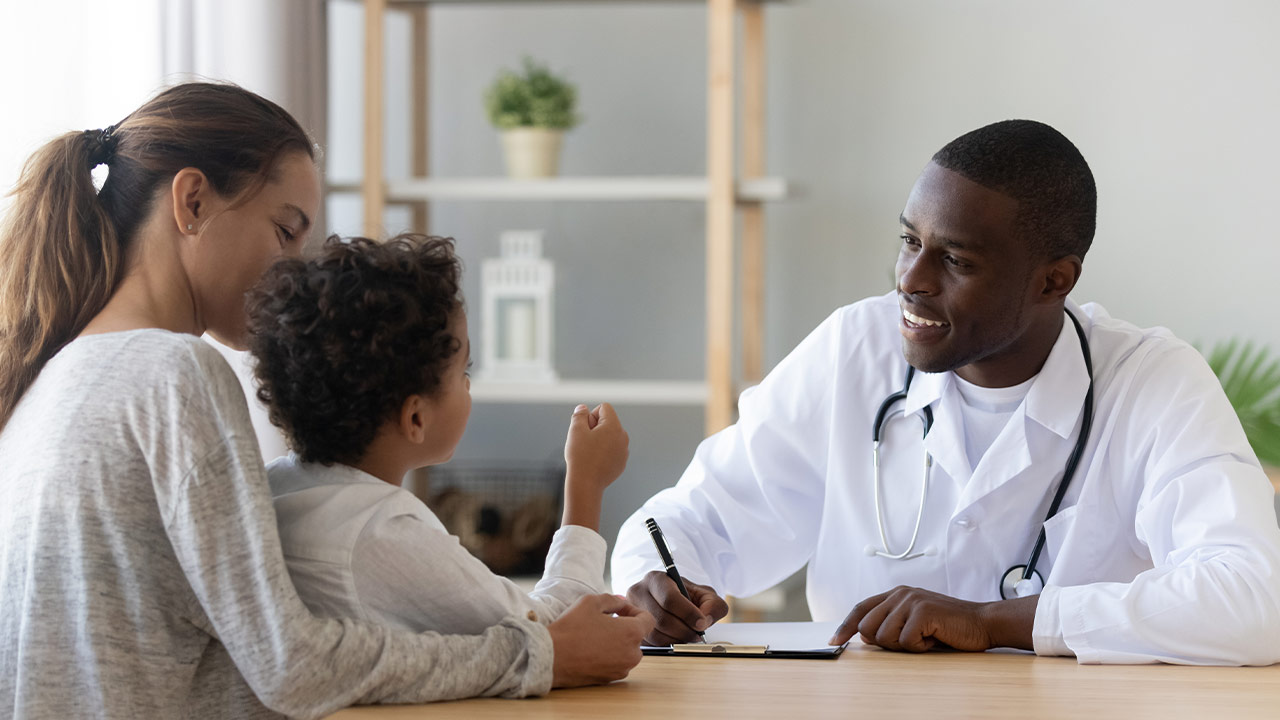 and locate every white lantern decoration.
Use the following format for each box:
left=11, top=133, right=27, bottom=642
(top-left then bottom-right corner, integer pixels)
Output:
left=478, top=230, right=558, bottom=383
